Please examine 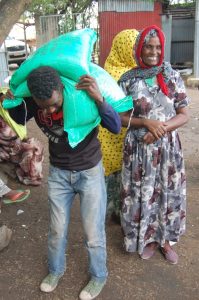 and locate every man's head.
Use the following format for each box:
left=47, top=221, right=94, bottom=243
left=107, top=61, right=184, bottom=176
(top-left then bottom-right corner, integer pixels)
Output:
left=27, top=66, right=63, bottom=115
